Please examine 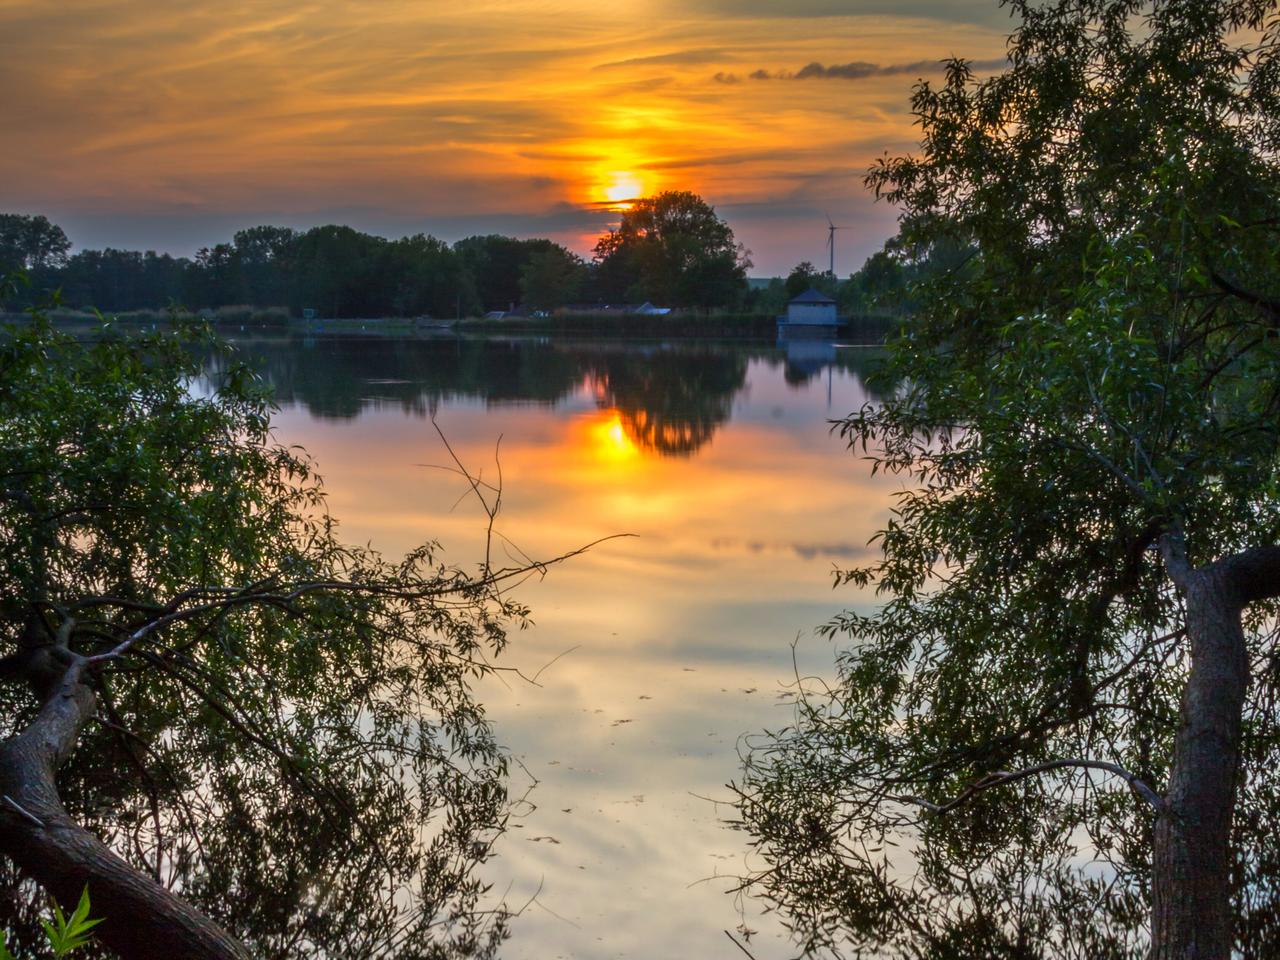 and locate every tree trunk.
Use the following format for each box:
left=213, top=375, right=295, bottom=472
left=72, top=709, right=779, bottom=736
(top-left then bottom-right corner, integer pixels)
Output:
left=1152, top=543, right=1280, bottom=959
left=0, top=659, right=255, bottom=960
